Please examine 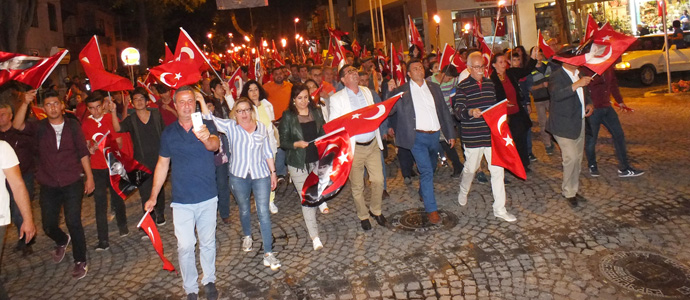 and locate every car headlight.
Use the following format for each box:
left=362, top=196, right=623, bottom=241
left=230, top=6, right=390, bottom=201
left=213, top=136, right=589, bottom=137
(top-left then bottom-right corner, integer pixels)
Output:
left=615, top=61, right=630, bottom=70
